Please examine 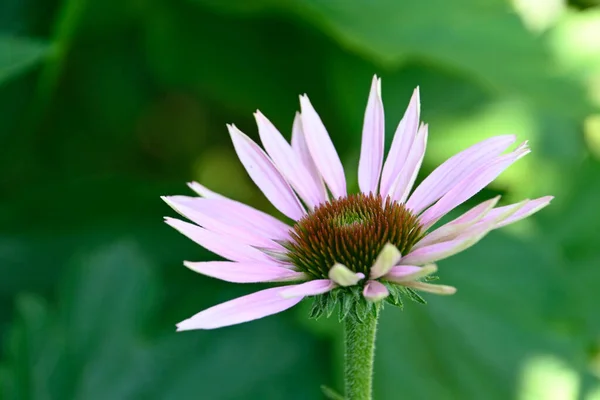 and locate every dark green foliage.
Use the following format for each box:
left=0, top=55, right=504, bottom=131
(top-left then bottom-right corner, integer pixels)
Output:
left=1, top=0, right=599, bottom=398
